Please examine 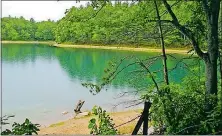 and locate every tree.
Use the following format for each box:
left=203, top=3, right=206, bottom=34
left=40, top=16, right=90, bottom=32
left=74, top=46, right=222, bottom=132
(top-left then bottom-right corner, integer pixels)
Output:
left=35, top=21, right=56, bottom=41
left=30, top=18, right=35, bottom=23
left=160, top=0, right=220, bottom=111
left=154, top=0, right=169, bottom=85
